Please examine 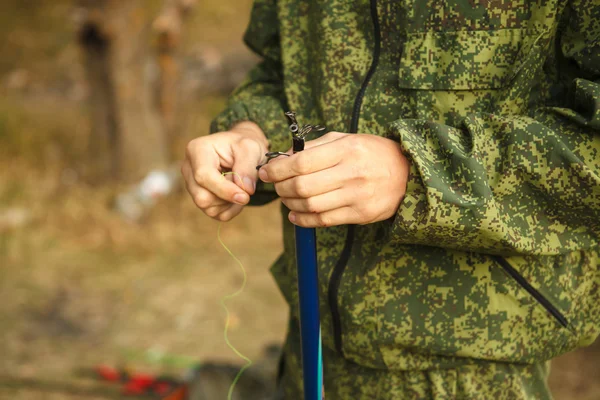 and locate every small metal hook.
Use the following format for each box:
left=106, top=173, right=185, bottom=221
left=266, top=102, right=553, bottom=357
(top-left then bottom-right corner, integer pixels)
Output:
left=256, top=151, right=290, bottom=170
left=298, top=124, right=326, bottom=139
left=255, top=112, right=326, bottom=169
